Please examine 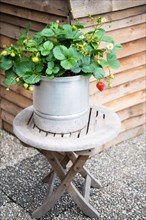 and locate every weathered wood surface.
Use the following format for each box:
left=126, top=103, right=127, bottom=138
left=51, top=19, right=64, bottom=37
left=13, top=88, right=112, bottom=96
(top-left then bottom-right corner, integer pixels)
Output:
left=69, top=0, right=146, bottom=18
left=76, top=5, right=146, bottom=27
left=0, top=0, right=69, bottom=16
left=105, top=89, right=145, bottom=112
left=13, top=105, right=121, bottom=152
left=1, top=86, right=32, bottom=108
left=0, top=3, right=68, bottom=24
left=32, top=150, right=100, bottom=218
